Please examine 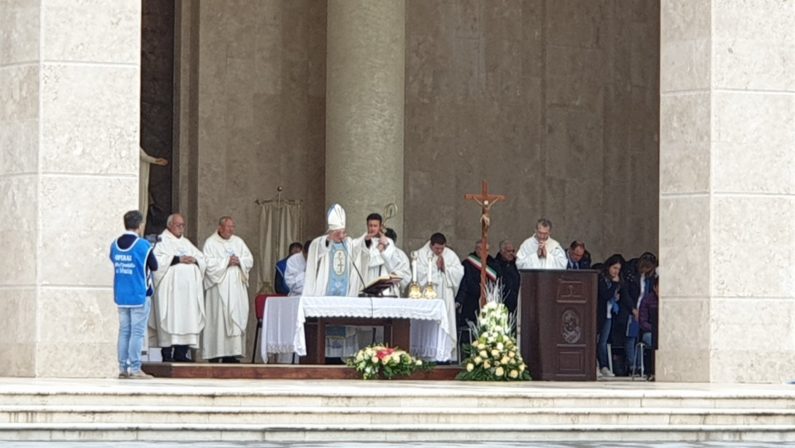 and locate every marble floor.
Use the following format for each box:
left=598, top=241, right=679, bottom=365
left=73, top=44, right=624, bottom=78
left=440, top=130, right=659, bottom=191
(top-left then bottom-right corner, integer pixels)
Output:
left=1, top=442, right=794, bottom=447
